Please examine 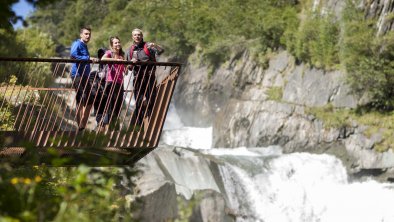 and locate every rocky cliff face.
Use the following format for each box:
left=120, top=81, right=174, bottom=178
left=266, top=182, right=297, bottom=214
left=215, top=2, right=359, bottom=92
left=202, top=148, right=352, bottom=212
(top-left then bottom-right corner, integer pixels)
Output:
left=174, top=48, right=394, bottom=175
left=309, top=0, right=394, bottom=35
